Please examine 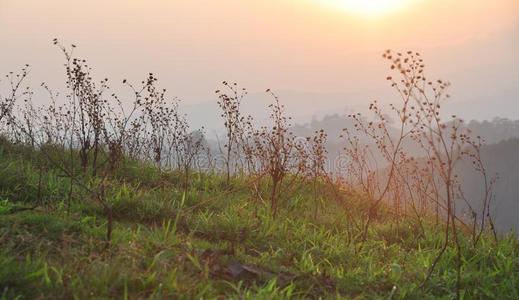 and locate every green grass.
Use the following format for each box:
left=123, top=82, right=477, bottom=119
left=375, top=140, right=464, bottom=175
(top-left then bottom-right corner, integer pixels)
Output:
left=0, top=140, right=518, bottom=299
